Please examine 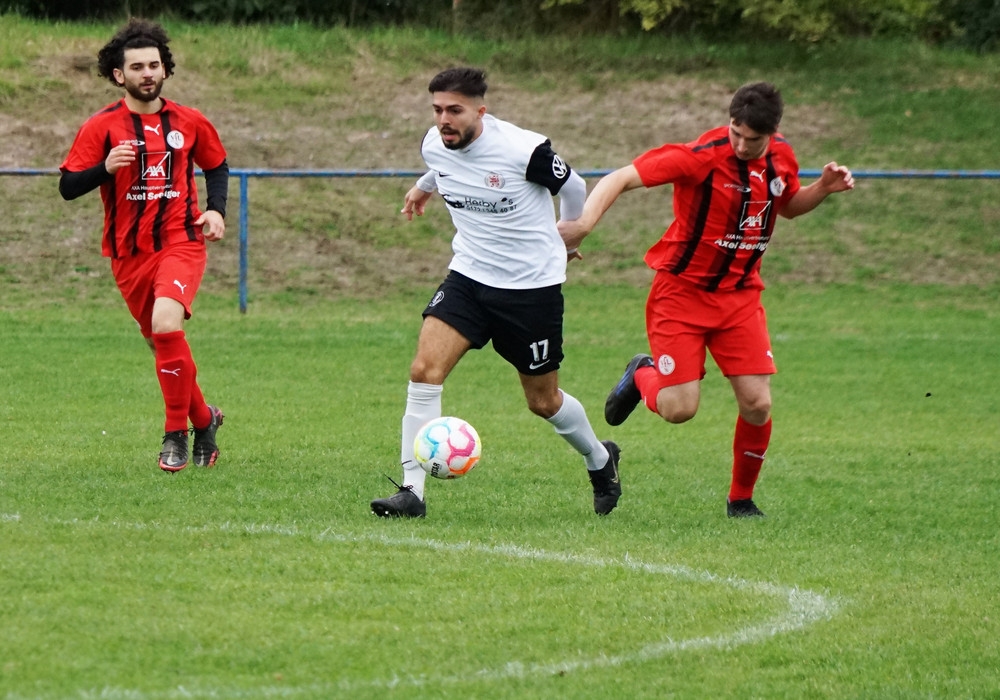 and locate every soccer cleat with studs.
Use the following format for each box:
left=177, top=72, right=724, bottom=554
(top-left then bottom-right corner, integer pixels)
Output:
left=588, top=440, right=622, bottom=515
left=158, top=430, right=190, bottom=472
left=192, top=405, right=224, bottom=467
left=371, top=476, right=426, bottom=518
left=605, top=353, right=654, bottom=426
left=727, top=498, right=765, bottom=518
